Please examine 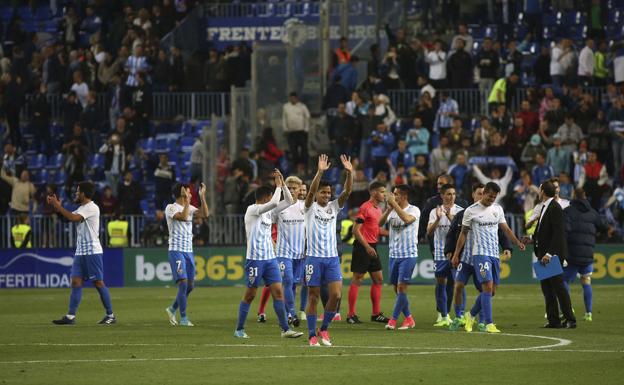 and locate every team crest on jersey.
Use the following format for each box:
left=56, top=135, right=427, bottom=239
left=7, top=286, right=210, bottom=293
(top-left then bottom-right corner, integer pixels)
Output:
left=306, top=274, right=312, bottom=283
left=249, top=276, right=256, bottom=285
left=326, top=208, right=333, bottom=214
left=493, top=212, right=498, bottom=218
left=480, top=269, right=487, bottom=278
